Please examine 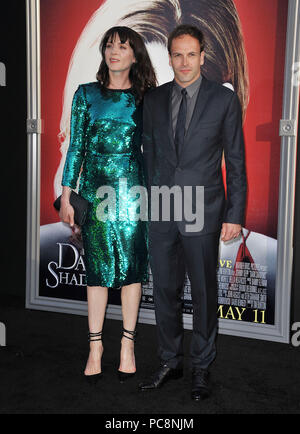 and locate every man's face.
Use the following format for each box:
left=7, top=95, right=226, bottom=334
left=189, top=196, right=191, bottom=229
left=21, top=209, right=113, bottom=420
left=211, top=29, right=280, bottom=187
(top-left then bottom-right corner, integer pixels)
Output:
left=169, top=34, right=205, bottom=87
